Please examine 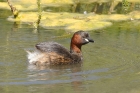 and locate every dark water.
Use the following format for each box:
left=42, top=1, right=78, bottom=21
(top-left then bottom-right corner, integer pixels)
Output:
left=0, top=16, right=140, bottom=93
